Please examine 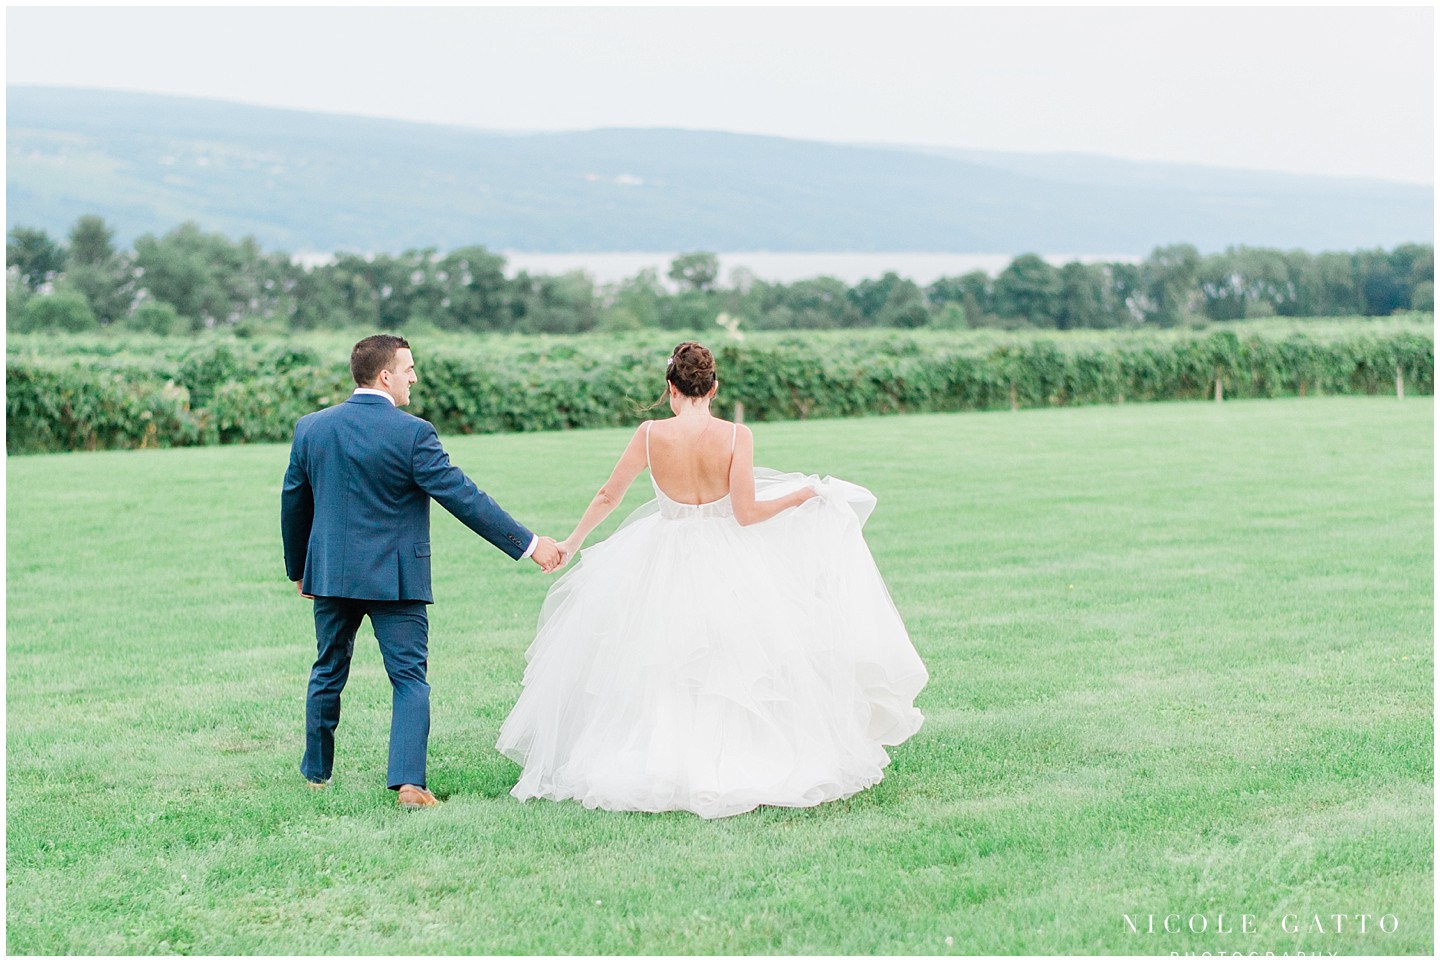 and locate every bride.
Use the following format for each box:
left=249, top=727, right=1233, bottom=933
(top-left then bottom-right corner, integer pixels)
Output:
left=495, top=341, right=928, bottom=818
